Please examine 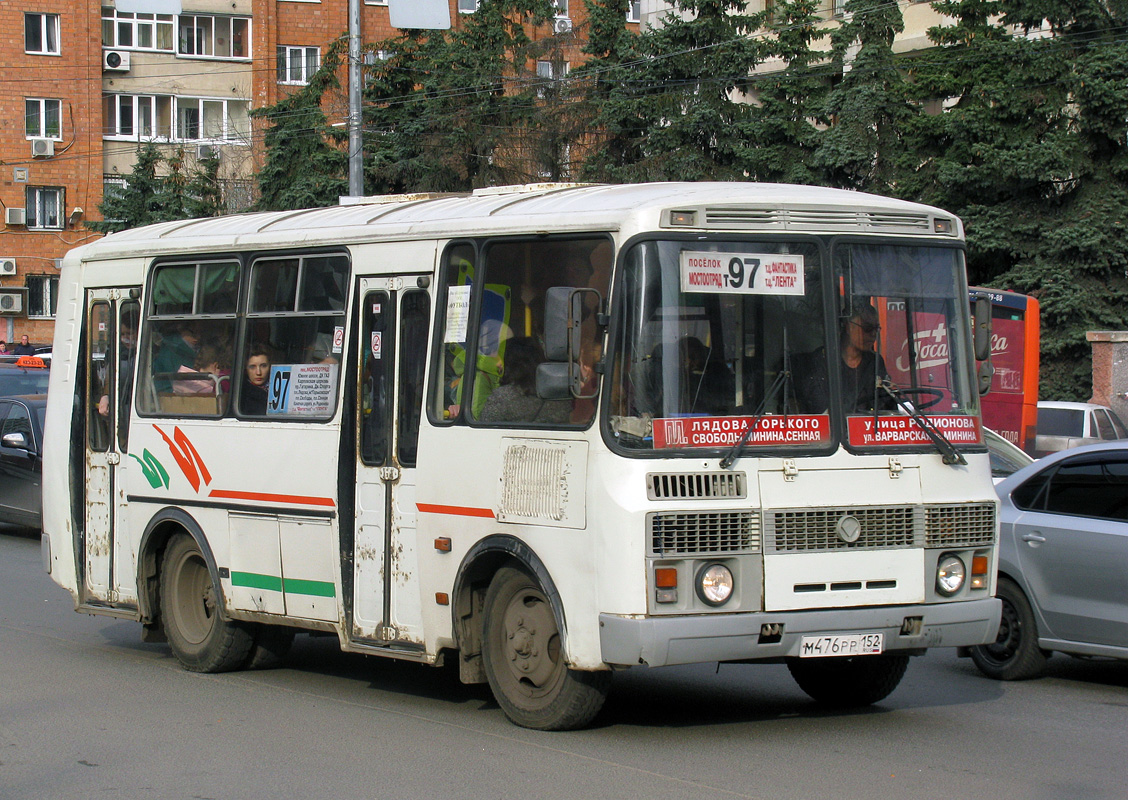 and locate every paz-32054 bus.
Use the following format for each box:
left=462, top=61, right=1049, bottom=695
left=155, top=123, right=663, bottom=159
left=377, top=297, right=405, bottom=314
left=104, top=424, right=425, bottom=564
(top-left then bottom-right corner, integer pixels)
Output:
left=43, top=183, right=1001, bottom=730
